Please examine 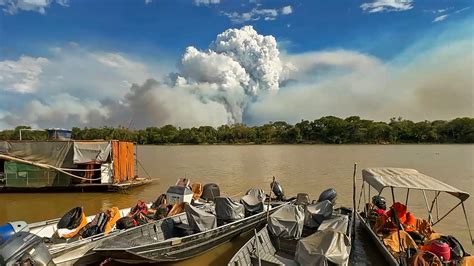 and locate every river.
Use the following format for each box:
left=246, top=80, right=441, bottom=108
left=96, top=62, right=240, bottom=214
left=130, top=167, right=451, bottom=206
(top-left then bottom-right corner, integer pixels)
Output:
left=0, top=144, right=472, bottom=264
